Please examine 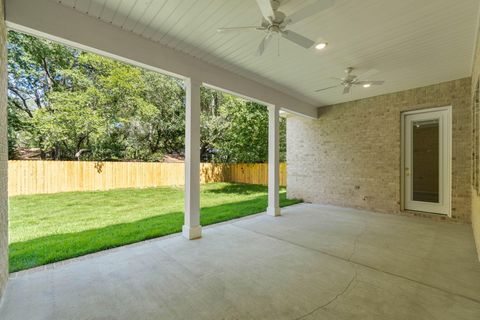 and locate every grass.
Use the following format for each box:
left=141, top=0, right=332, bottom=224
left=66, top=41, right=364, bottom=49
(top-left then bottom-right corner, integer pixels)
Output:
left=8, top=182, right=301, bottom=272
